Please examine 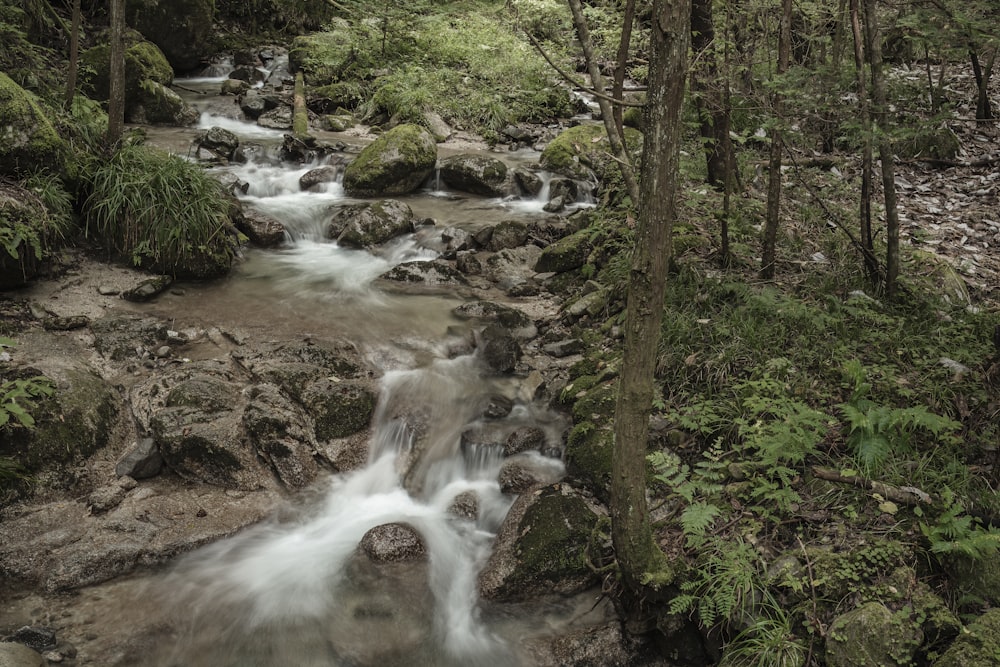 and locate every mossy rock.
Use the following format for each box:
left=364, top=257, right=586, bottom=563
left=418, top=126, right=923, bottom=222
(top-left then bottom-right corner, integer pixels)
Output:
left=897, top=125, right=961, bottom=161
left=343, top=124, right=437, bottom=197
left=0, top=73, right=68, bottom=178
left=825, top=601, right=922, bottom=667
left=289, top=27, right=360, bottom=87
left=565, top=420, right=614, bottom=504
left=540, top=124, right=643, bottom=184
left=302, top=378, right=377, bottom=440
left=0, top=182, right=56, bottom=288
left=934, top=609, right=1000, bottom=667
left=125, top=0, right=215, bottom=73
left=165, top=375, right=239, bottom=413
left=131, top=80, right=198, bottom=126
left=479, top=483, right=599, bottom=601
left=439, top=154, right=510, bottom=197
left=0, top=363, right=118, bottom=492
left=313, top=82, right=366, bottom=111
left=534, top=228, right=594, bottom=274
left=942, top=553, right=1000, bottom=608
left=327, top=199, right=416, bottom=248
left=81, top=37, right=174, bottom=107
